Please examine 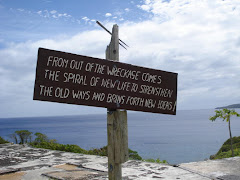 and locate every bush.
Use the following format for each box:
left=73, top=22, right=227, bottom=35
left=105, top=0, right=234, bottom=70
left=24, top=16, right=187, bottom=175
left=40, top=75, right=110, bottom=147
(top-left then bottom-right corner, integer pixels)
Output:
left=223, top=136, right=240, bottom=146
left=217, top=143, right=240, bottom=155
left=129, top=149, right=142, bottom=160
left=0, top=136, right=9, bottom=144
left=30, top=137, right=87, bottom=154
left=211, top=136, right=240, bottom=160
left=34, top=132, right=48, bottom=144
left=87, top=146, right=108, bottom=156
